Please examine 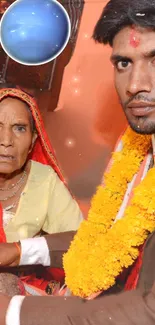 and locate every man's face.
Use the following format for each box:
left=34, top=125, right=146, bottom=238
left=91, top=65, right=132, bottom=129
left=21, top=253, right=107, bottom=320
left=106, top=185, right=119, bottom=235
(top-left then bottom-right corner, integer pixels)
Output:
left=111, top=26, right=155, bottom=134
